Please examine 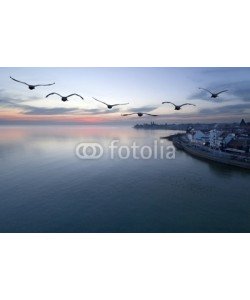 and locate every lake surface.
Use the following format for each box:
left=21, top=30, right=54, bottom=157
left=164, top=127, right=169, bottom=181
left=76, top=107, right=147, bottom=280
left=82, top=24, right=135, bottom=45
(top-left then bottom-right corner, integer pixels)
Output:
left=0, top=125, right=249, bottom=232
